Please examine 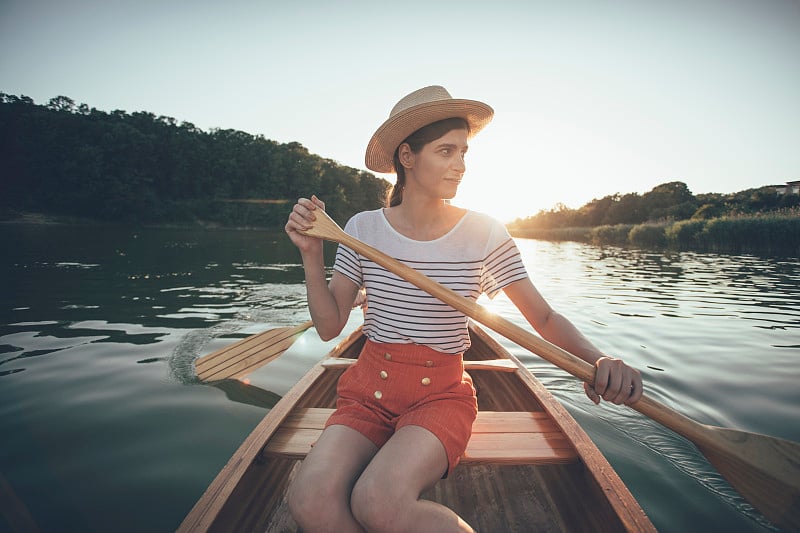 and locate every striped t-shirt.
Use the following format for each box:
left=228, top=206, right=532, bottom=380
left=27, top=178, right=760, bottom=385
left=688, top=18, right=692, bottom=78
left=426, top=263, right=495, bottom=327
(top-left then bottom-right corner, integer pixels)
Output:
left=333, top=208, right=529, bottom=354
